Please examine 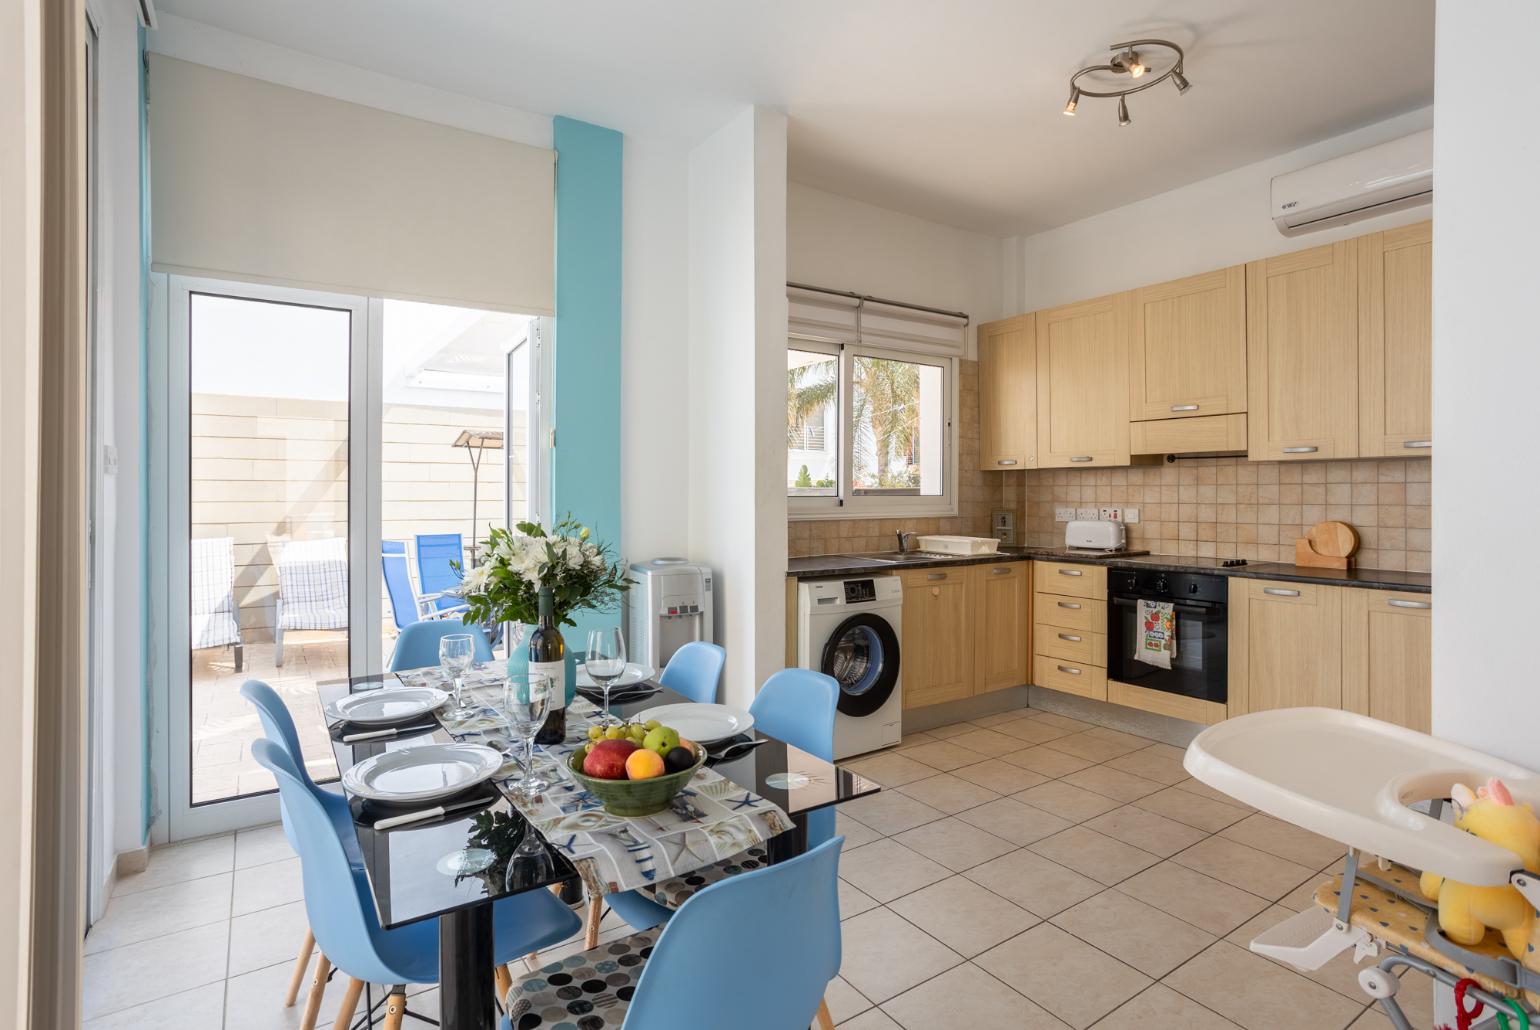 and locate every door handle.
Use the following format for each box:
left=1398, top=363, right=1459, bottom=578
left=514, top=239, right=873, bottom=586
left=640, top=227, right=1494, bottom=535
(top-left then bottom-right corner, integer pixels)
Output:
left=995, top=458, right=1019, bottom=466
left=1402, top=440, right=1432, bottom=449
left=1069, top=455, right=1093, bottom=463
left=992, top=567, right=1011, bottom=576
left=1282, top=446, right=1318, bottom=454
left=926, top=573, right=947, bottom=581
left=1263, top=587, right=1301, bottom=597
left=1170, top=404, right=1200, bottom=412
left=1057, top=601, right=1082, bottom=610
left=1056, top=665, right=1082, bottom=676
left=1057, top=568, right=1083, bottom=577
left=1388, top=599, right=1431, bottom=610
left=1057, top=633, right=1082, bottom=642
